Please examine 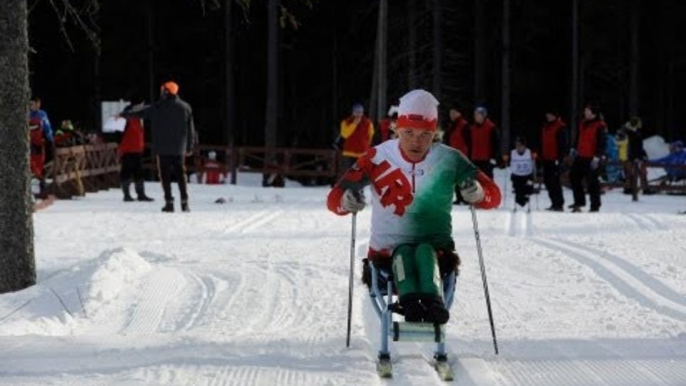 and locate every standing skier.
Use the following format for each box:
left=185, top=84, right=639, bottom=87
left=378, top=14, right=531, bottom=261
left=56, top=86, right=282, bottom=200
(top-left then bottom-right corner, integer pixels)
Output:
left=509, top=137, right=535, bottom=210
left=327, top=89, right=501, bottom=324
